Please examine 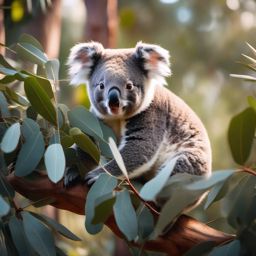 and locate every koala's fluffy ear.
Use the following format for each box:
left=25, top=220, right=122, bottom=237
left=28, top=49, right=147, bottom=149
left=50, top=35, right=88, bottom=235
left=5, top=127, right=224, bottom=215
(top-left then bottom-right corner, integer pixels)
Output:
left=67, top=42, right=104, bottom=85
left=135, top=42, right=171, bottom=84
